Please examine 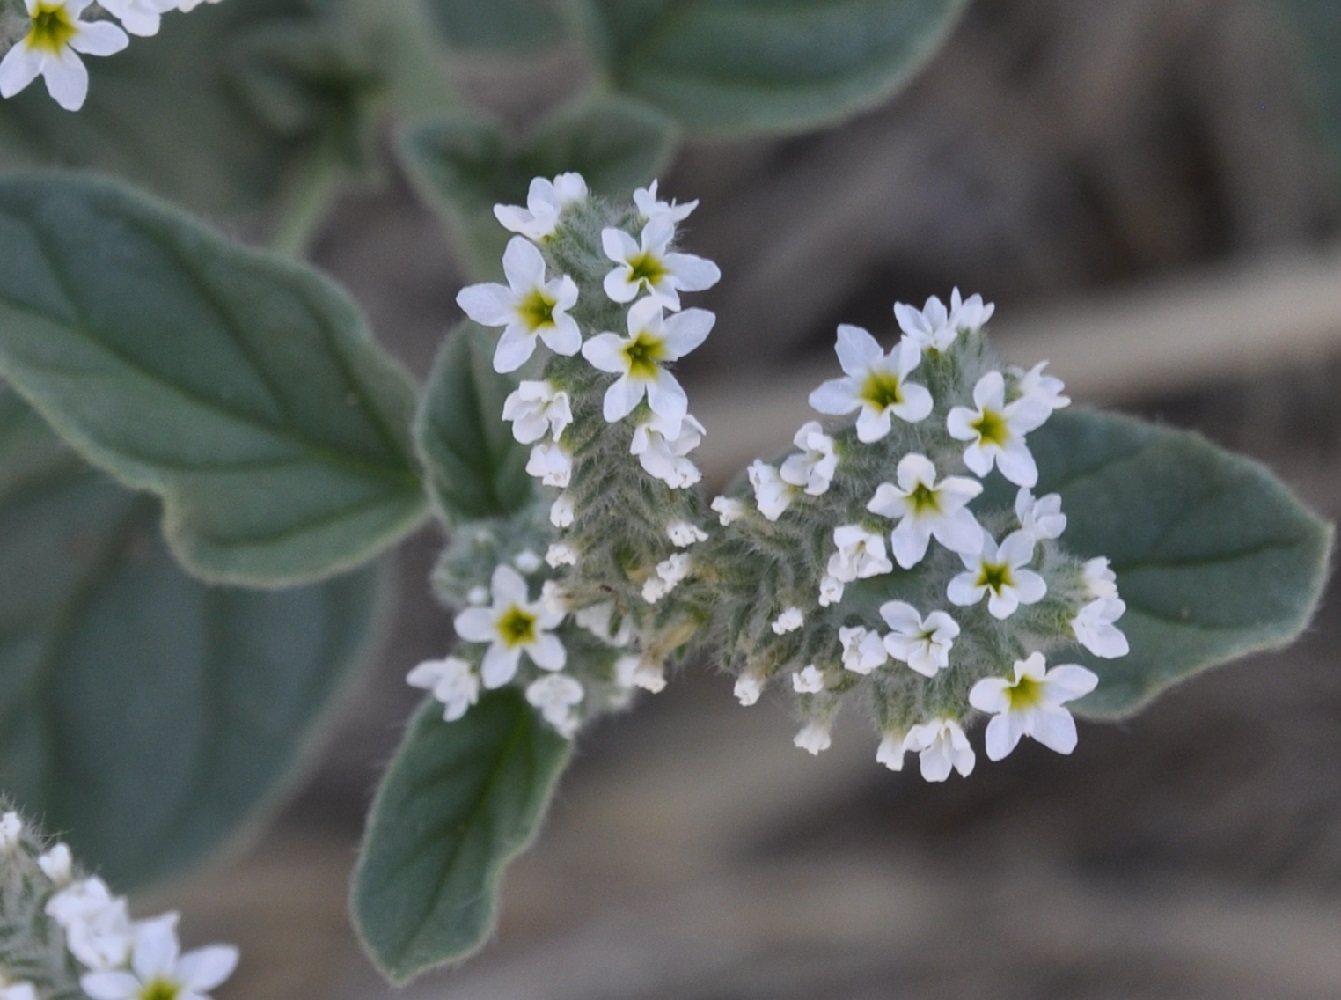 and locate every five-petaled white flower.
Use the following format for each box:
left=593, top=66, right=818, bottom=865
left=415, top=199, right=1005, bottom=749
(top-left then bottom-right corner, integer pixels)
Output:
left=903, top=718, right=975, bottom=782
left=818, top=574, right=845, bottom=608
left=809, top=325, right=933, bottom=443
left=771, top=607, right=803, bottom=634
left=969, top=652, right=1098, bottom=760
left=642, top=553, right=691, bottom=603
left=839, top=626, right=888, bottom=675
left=582, top=297, right=713, bottom=426
left=827, top=524, right=894, bottom=583
left=947, top=531, right=1046, bottom=619
left=734, top=672, right=764, bottom=706
left=98, top=0, right=167, bottom=36
left=80, top=913, right=237, bottom=1000
left=525, top=441, right=572, bottom=488
left=880, top=601, right=959, bottom=678
left=406, top=656, right=480, bottom=722
left=1010, top=360, right=1070, bottom=415
left=630, top=411, right=704, bottom=489
left=748, top=460, right=794, bottom=521
left=634, top=179, right=697, bottom=225
left=794, top=721, right=833, bottom=755
left=494, top=172, right=587, bottom=241
left=867, top=453, right=984, bottom=568
left=526, top=674, right=584, bottom=737
left=0, top=0, right=128, bottom=112
left=1014, top=488, right=1066, bottom=541
left=615, top=654, right=666, bottom=693
left=948, top=287, right=994, bottom=335
left=779, top=421, right=838, bottom=496
left=46, top=878, right=132, bottom=971
left=893, top=293, right=955, bottom=351
left=601, top=218, right=720, bottom=308
left=667, top=521, right=708, bottom=547
left=1082, top=556, right=1118, bottom=598
left=550, top=493, right=574, bottom=528
left=1071, top=597, right=1129, bottom=658
left=946, top=371, right=1048, bottom=487
left=502, top=380, right=572, bottom=444
left=39, top=842, right=72, bottom=884
left=545, top=542, right=576, bottom=567
left=457, top=237, right=581, bottom=373
left=792, top=665, right=826, bottom=694
left=454, top=565, right=566, bottom=688
left=711, top=495, right=746, bottom=526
